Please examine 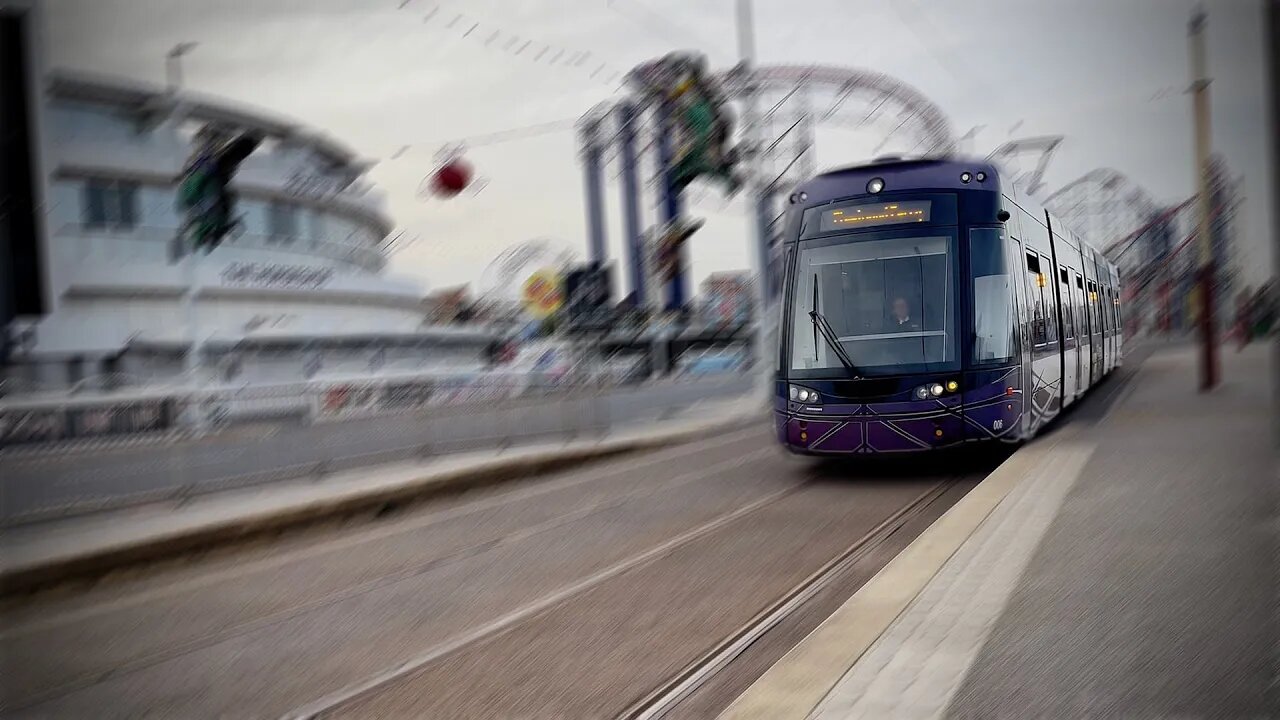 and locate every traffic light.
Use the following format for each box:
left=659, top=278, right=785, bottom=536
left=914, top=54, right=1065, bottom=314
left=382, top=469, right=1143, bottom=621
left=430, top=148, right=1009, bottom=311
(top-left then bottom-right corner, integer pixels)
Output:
left=668, top=66, right=739, bottom=194
left=178, top=130, right=261, bottom=255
